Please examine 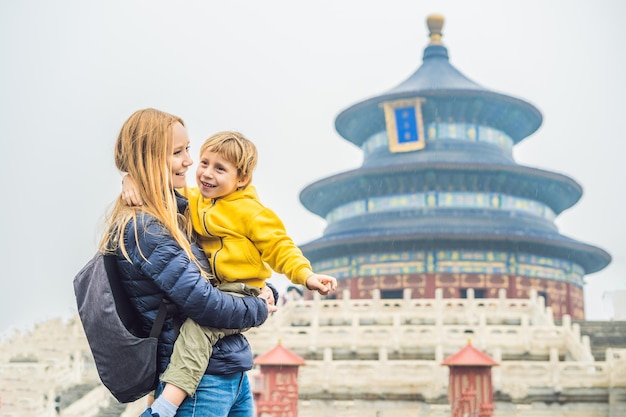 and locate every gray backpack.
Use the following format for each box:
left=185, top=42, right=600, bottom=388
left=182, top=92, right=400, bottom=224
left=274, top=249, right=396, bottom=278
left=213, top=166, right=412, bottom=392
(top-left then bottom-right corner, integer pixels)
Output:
left=73, top=252, right=169, bottom=403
